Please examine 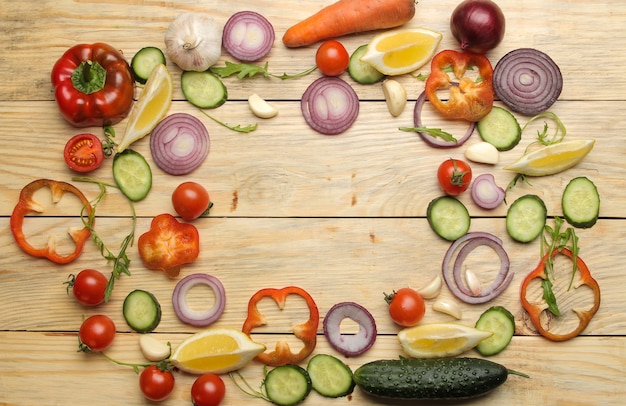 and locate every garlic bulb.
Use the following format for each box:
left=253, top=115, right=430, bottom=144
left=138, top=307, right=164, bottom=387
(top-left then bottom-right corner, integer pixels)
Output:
left=165, top=13, right=222, bottom=72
